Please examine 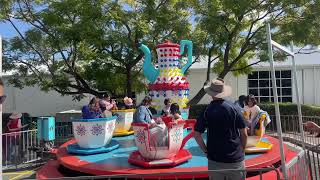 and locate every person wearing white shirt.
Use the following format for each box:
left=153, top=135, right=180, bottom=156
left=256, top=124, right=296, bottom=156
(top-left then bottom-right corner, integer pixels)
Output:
left=244, top=95, right=261, bottom=133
